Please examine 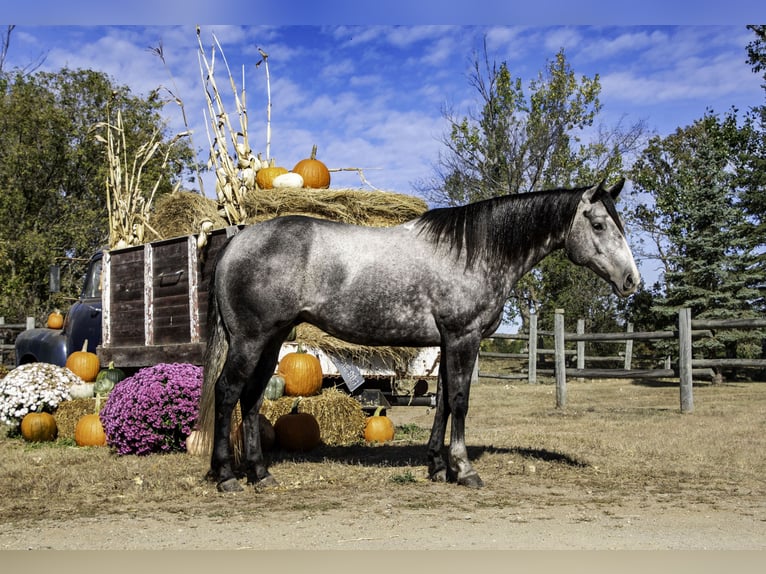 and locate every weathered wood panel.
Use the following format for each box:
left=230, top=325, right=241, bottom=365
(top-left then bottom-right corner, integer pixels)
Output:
left=151, top=239, right=191, bottom=346
left=101, top=226, right=241, bottom=367
left=108, top=247, right=145, bottom=346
